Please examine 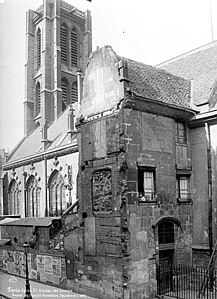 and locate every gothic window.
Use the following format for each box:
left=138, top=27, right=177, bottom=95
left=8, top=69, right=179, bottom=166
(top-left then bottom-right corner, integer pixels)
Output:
left=158, top=222, right=174, bottom=244
left=60, top=24, right=68, bottom=65
left=8, top=180, right=20, bottom=215
left=49, top=171, right=66, bottom=216
left=175, top=122, right=186, bottom=144
left=61, top=78, right=69, bottom=111
left=138, top=167, right=156, bottom=201
left=37, top=28, right=41, bottom=68
left=27, top=176, right=40, bottom=217
left=36, top=82, right=41, bottom=114
left=176, top=175, right=190, bottom=201
left=71, top=28, right=77, bottom=67
left=71, top=81, right=78, bottom=103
